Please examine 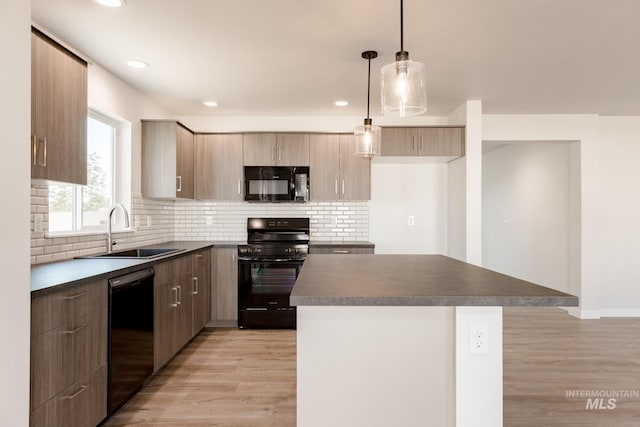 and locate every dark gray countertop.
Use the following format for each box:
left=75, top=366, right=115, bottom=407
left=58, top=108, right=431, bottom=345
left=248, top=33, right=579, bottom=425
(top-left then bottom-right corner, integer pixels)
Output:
left=290, top=254, right=579, bottom=307
left=31, top=241, right=242, bottom=294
